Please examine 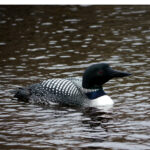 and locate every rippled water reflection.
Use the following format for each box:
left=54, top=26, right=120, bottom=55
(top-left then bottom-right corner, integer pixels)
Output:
left=0, top=5, right=150, bottom=149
